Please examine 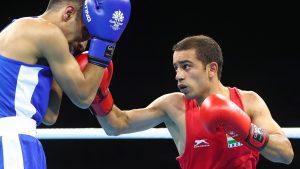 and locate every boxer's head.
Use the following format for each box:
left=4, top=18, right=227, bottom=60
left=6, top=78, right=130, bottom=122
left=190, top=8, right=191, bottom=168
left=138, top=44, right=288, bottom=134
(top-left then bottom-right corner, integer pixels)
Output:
left=172, top=35, right=223, bottom=98
left=44, top=0, right=89, bottom=42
